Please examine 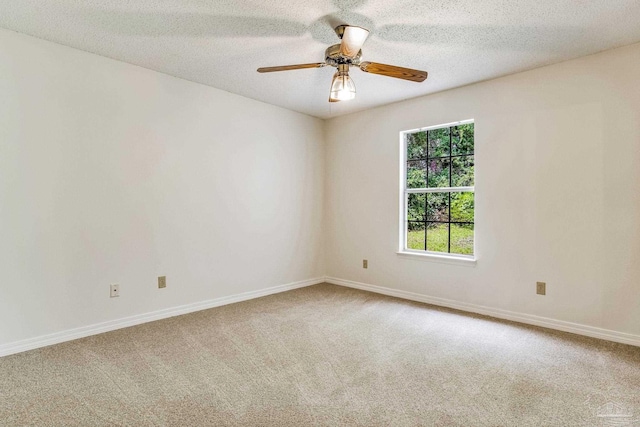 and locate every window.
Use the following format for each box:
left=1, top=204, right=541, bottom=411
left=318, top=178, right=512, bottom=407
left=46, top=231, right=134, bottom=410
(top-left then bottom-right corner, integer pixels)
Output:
left=400, top=120, right=474, bottom=258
